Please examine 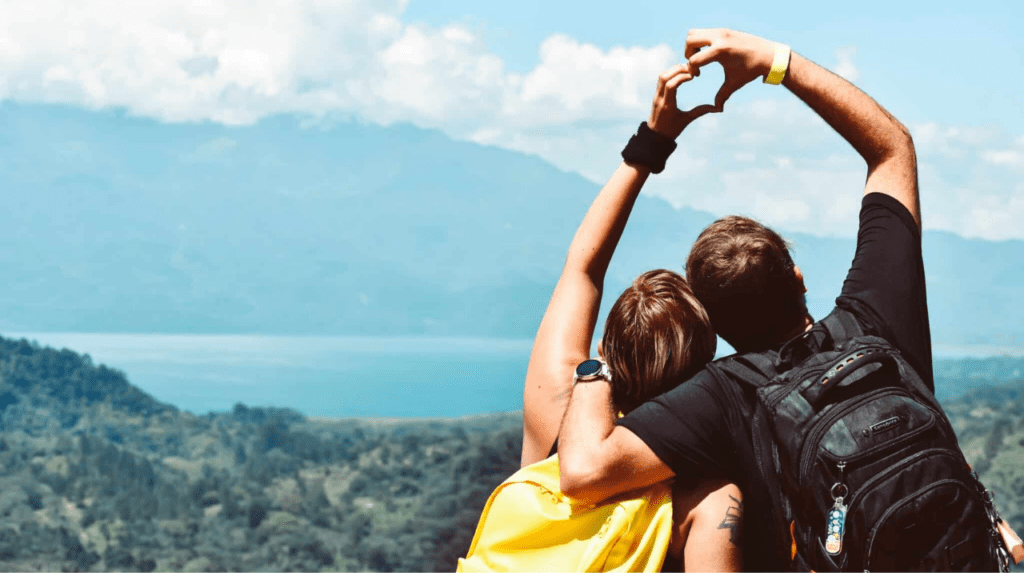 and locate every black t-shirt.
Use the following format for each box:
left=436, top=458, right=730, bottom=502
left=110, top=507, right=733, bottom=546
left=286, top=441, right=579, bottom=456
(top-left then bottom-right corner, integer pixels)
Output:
left=618, top=193, right=932, bottom=571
